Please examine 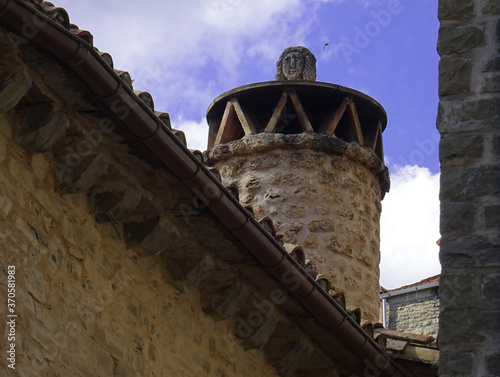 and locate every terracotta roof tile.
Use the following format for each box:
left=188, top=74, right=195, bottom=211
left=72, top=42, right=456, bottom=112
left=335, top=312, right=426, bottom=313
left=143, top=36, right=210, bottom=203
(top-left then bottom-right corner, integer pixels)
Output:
left=388, top=274, right=440, bottom=293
